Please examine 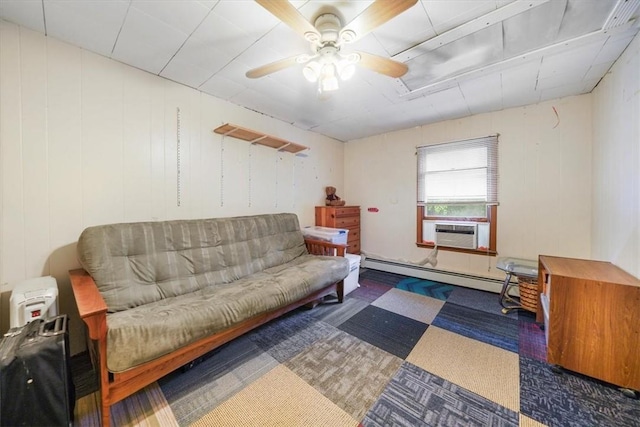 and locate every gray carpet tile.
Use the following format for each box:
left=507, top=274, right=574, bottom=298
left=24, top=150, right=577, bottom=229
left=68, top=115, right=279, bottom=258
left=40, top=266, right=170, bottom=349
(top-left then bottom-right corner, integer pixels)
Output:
left=285, top=330, right=403, bottom=421
left=159, top=334, right=278, bottom=426
left=363, top=361, right=519, bottom=427
left=247, top=308, right=339, bottom=362
left=309, top=294, right=371, bottom=327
